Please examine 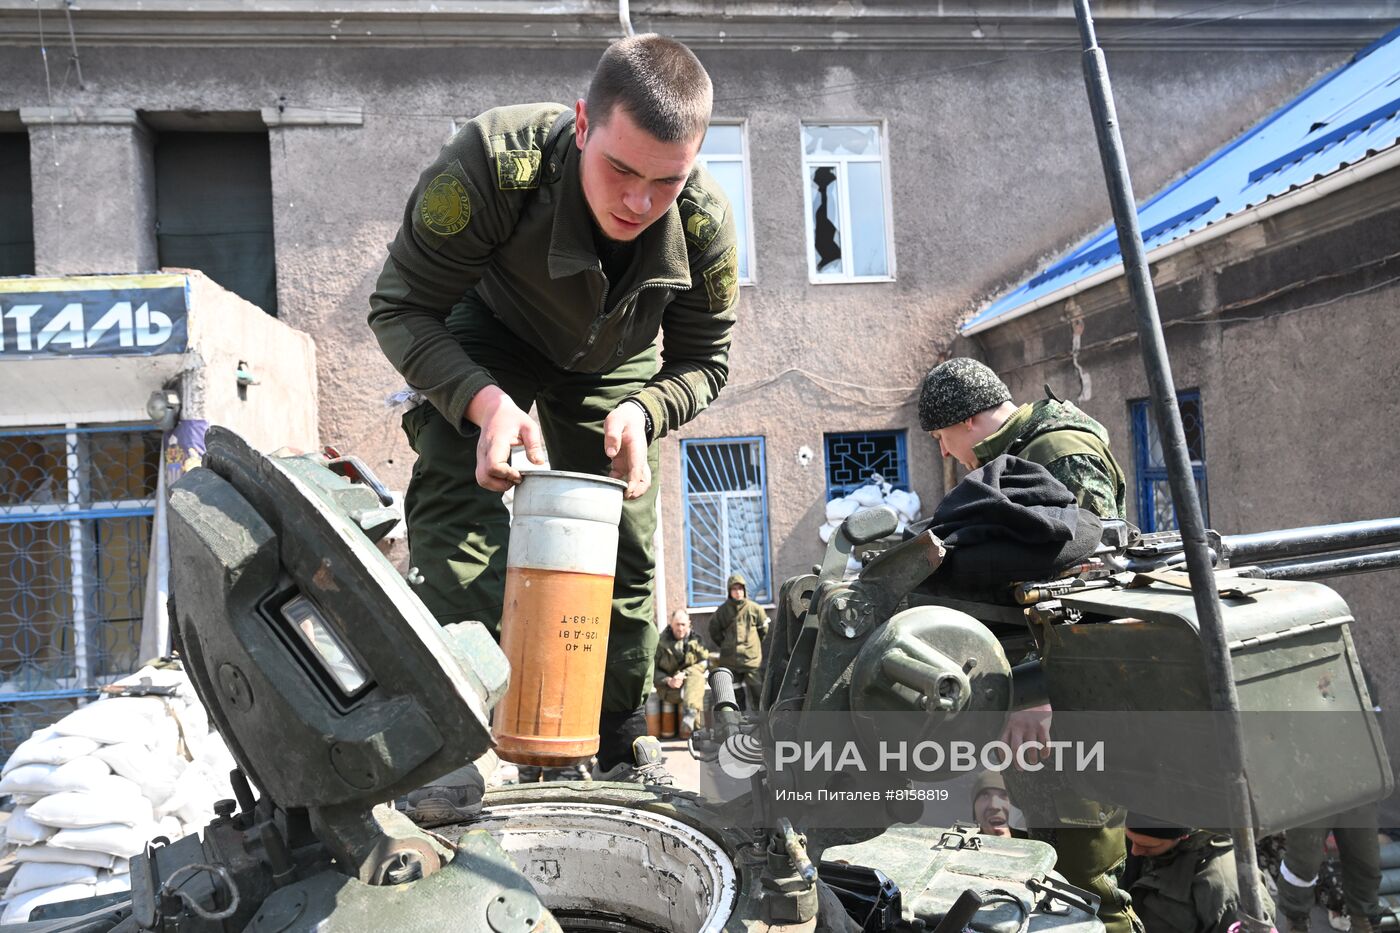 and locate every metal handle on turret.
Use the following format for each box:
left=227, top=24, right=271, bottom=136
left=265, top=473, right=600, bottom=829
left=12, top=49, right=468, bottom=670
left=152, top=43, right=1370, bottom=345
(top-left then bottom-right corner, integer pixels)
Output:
left=709, top=668, right=742, bottom=730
